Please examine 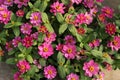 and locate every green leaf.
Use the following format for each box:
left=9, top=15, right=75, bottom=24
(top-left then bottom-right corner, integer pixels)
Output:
left=6, top=58, right=15, bottom=64
left=27, top=55, right=33, bottom=63
left=28, top=2, right=33, bottom=8
left=39, top=1, right=48, bottom=12
left=34, top=0, right=41, bottom=8
left=11, top=12, right=16, bottom=21
left=56, top=13, right=64, bottom=23
left=44, top=23, right=54, bottom=32
left=91, top=50, right=102, bottom=57
left=41, top=12, right=49, bottom=23
left=68, top=25, right=77, bottom=36
left=8, top=49, right=15, bottom=55
left=27, top=65, right=38, bottom=77
left=76, top=34, right=82, bottom=42
left=18, top=43, right=26, bottom=52
left=58, top=66, right=66, bottom=79
left=84, top=44, right=92, bottom=51
left=14, top=22, right=22, bottom=26
left=13, top=27, right=20, bottom=36
left=26, top=11, right=32, bottom=19
left=61, top=0, right=69, bottom=5
left=4, top=23, right=13, bottom=28
left=39, top=58, right=46, bottom=67
left=59, top=23, right=68, bottom=34
left=57, top=52, right=65, bottom=66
